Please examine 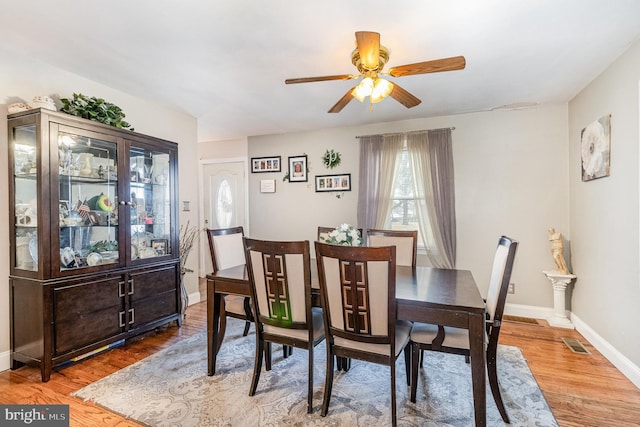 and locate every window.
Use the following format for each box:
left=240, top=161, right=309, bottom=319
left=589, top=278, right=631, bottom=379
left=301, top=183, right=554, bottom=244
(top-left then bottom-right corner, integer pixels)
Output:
left=389, top=146, right=420, bottom=232
left=358, top=129, right=456, bottom=268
